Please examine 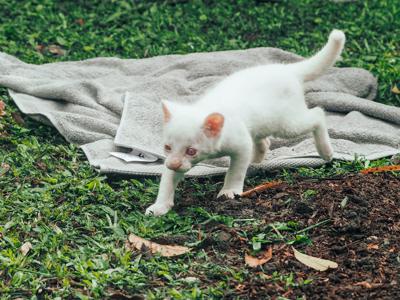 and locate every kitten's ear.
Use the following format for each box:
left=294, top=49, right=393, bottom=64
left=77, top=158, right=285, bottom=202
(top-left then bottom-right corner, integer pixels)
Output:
left=203, top=113, right=225, bottom=138
left=161, top=100, right=172, bottom=123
